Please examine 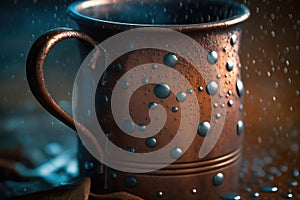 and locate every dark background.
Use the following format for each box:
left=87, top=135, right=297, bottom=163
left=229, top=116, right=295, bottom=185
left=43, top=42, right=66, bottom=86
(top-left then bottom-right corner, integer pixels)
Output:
left=0, top=0, right=299, bottom=199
